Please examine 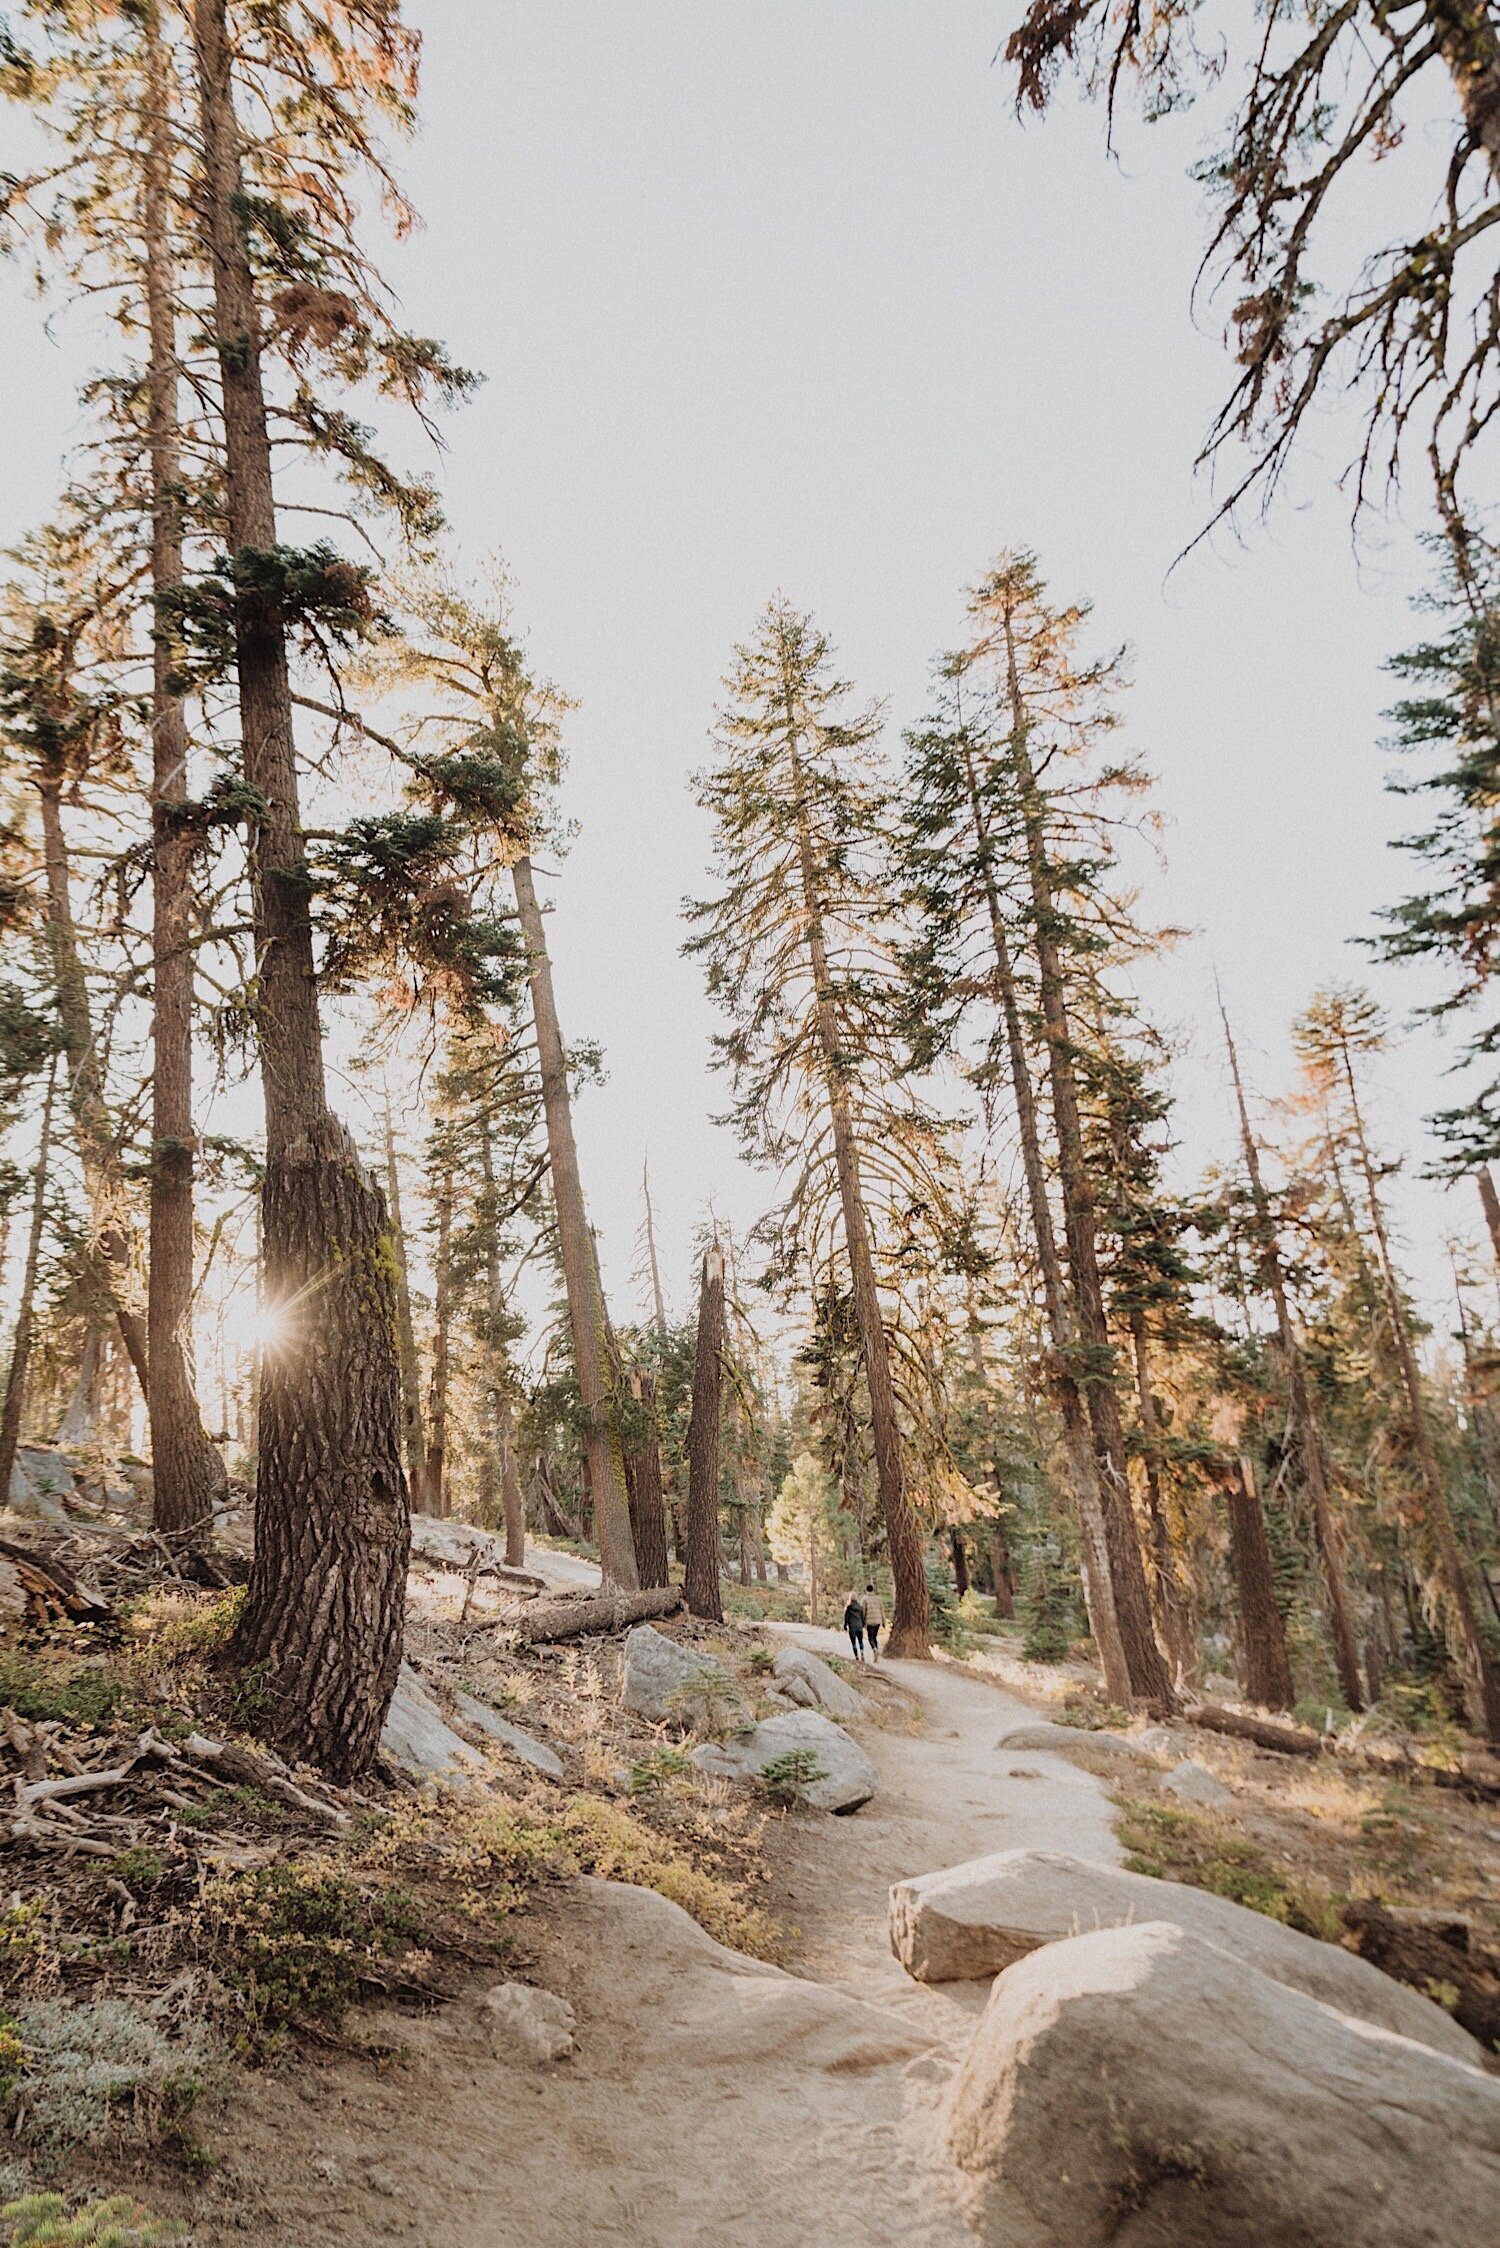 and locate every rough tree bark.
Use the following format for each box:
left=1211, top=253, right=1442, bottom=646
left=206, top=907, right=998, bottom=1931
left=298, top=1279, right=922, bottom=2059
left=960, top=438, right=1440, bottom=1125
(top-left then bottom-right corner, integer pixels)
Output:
left=1221, top=1000, right=1364, bottom=1713
left=626, top=1370, right=672, bottom=1590
left=511, top=854, right=637, bottom=1589
left=194, top=0, right=407, bottom=1780
left=786, top=729, right=930, bottom=1658
left=684, top=1245, right=725, bottom=1621
left=960, top=745, right=1130, bottom=1695
left=0, top=1062, right=57, bottom=1508
left=1222, top=1452, right=1296, bottom=1711
left=1128, top=1312, right=1198, bottom=1687
left=949, top=1527, right=970, bottom=1598
left=142, top=0, right=225, bottom=1538
left=383, top=1100, right=427, bottom=1511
